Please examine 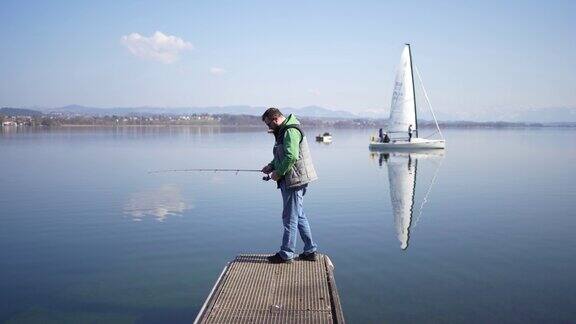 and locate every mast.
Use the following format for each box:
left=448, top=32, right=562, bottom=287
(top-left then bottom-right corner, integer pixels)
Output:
left=406, top=43, right=418, bottom=137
